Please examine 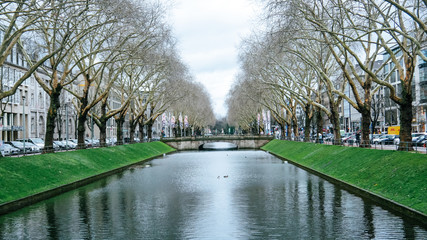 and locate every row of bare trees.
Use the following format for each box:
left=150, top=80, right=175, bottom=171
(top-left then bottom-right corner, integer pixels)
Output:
left=0, top=0, right=215, bottom=152
left=227, top=0, right=426, bottom=150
